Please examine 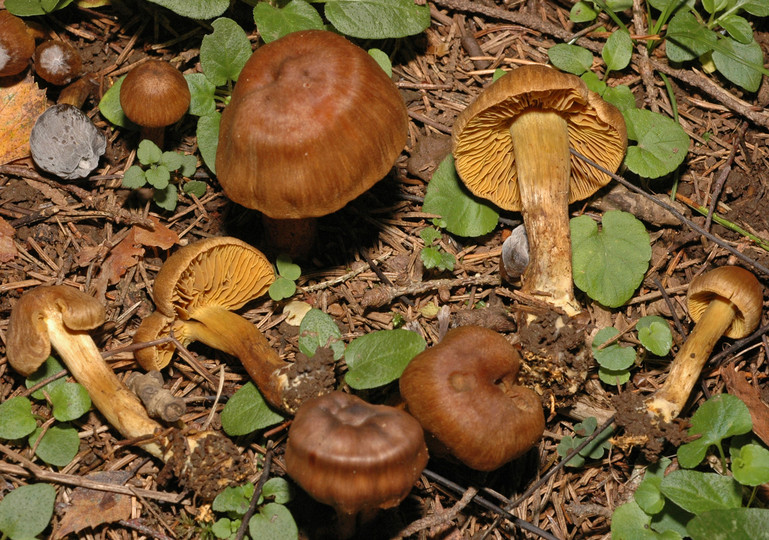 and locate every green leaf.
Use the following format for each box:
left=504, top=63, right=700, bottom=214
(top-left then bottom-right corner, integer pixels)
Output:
left=185, top=73, right=217, bottom=117
left=324, top=0, right=430, bottom=39
left=268, top=277, right=297, bottom=301
left=249, top=503, right=298, bottom=540
left=602, top=84, right=637, bottom=111
left=581, top=71, right=607, bottom=94
left=570, top=1, right=598, bottom=23
left=253, top=0, right=324, bottom=44
left=423, top=155, right=499, bottom=237
left=344, top=329, right=426, bottom=389
left=5, top=0, right=74, bottom=16
left=0, top=397, right=37, bottom=440
left=262, top=478, right=292, bottom=505
left=368, top=48, right=392, bottom=77
left=603, top=30, right=633, bottom=72
left=98, top=75, right=128, bottom=128
left=743, top=1, right=769, bottom=16
left=183, top=180, right=207, bottom=198
left=731, top=443, right=769, bottom=486
left=211, top=517, right=239, bottom=539
left=212, top=482, right=254, bottom=516
left=623, top=108, right=690, bottom=178
left=557, top=435, right=586, bottom=468
left=179, top=154, right=198, bottom=177
left=420, top=227, right=442, bottom=246
left=298, top=309, right=345, bottom=360
left=25, top=356, right=65, bottom=400
left=688, top=508, right=769, bottom=540
left=634, top=459, right=670, bottom=515
left=665, top=10, right=719, bottom=63
left=276, top=254, right=301, bottom=281
left=160, top=151, right=184, bottom=171
left=153, top=183, right=178, bottom=211
left=599, top=366, right=631, bottom=385
left=145, top=165, right=170, bottom=189
left=659, top=469, right=742, bottom=514
left=719, top=14, right=754, bottom=44
left=30, top=423, right=80, bottom=466
left=610, top=500, right=663, bottom=540
left=548, top=44, right=594, bottom=75
left=137, top=139, right=162, bottom=165
left=637, top=316, right=672, bottom=356
left=592, top=327, right=636, bottom=370
left=677, top=393, right=752, bottom=468
left=712, top=36, right=764, bottom=93
left=197, top=112, right=220, bottom=173
left=48, top=382, right=91, bottom=422
left=571, top=210, right=652, bottom=308
left=221, top=382, right=284, bottom=436
left=122, top=166, right=147, bottom=189
left=144, top=0, right=229, bottom=19
left=0, top=483, right=56, bottom=540
left=200, top=18, right=252, bottom=86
